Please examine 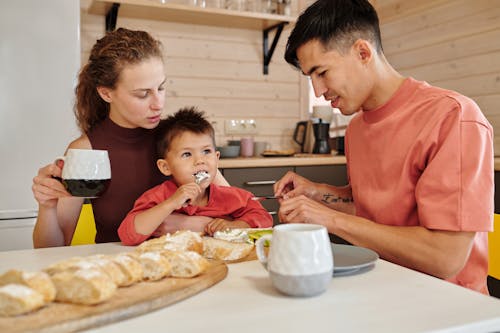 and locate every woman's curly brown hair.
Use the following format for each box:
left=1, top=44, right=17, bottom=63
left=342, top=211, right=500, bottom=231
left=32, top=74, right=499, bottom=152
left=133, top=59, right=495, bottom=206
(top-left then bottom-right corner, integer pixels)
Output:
left=74, top=28, right=163, bottom=134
